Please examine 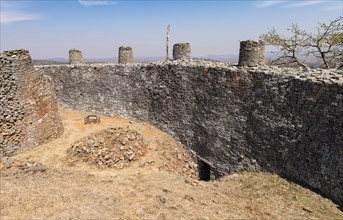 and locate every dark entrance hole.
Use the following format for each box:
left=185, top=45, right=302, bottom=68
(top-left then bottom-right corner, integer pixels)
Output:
left=198, top=159, right=211, bottom=181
